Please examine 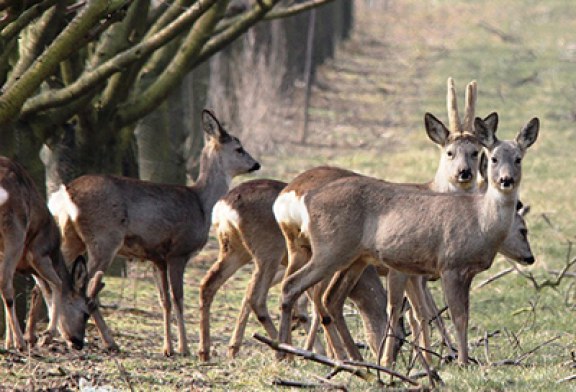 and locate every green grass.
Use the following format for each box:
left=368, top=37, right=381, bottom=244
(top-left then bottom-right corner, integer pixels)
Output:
left=3, top=0, right=576, bottom=390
